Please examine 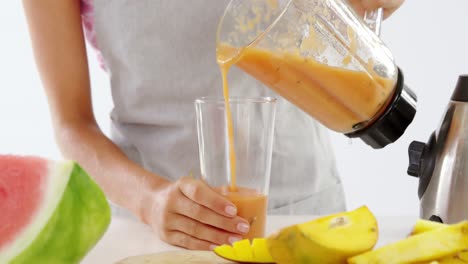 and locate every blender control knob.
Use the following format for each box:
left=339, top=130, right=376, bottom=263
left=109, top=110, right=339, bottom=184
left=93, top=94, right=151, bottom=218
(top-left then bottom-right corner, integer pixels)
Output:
left=429, top=215, right=444, bottom=223
left=407, top=141, right=426, bottom=177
